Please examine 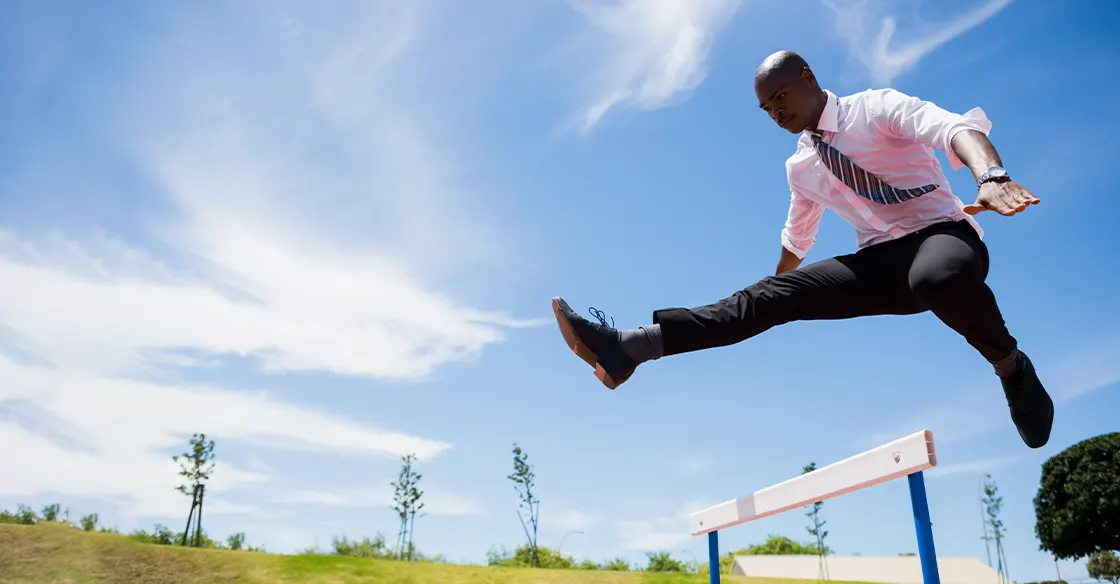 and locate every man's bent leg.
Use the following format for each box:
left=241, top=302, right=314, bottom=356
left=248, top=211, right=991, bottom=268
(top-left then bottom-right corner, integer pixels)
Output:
left=906, top=221, right=1053, bottom=449
left=653, top=251, right=920, bottom=357
left=906, top=223, right=1017, bottom=363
